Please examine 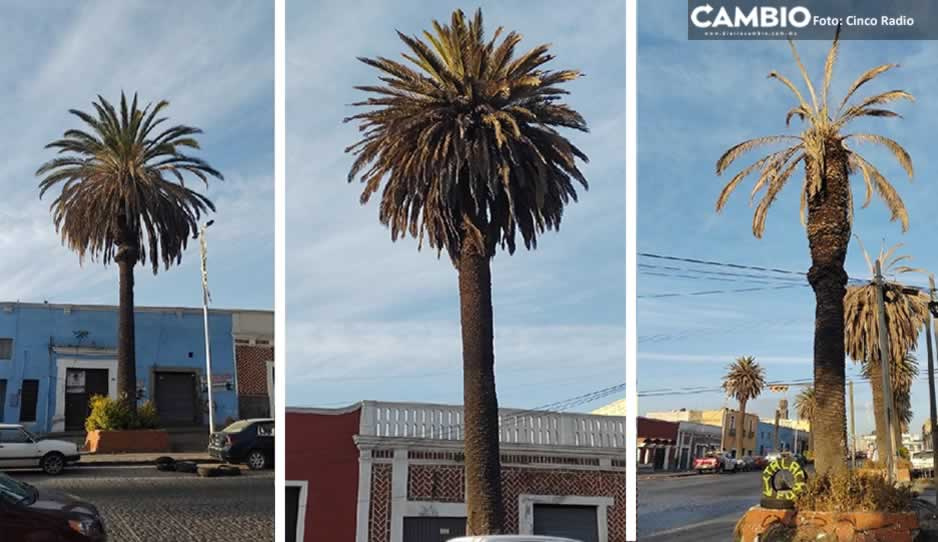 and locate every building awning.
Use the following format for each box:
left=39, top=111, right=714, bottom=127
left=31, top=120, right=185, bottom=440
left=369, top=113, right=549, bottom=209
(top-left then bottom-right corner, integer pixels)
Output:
left=638, top=437, right=676, bottom=447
